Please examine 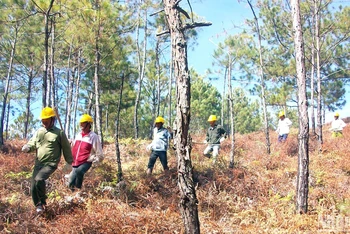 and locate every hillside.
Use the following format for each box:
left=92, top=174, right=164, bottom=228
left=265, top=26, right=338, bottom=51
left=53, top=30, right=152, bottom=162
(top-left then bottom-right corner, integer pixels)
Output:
left=0, top=126, right=349, bottom=233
